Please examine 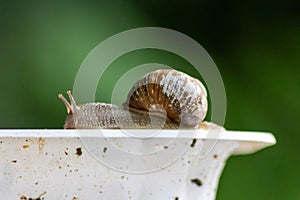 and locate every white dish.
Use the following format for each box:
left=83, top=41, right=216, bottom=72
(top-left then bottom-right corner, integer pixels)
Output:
left=0, top=129, right=276, bottom=200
